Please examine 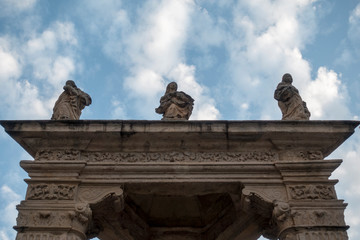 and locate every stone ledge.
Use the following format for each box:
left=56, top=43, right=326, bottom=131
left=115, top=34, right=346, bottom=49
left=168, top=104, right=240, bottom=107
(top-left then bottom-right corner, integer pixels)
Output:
left=1, top=120, right=359, bottom=159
